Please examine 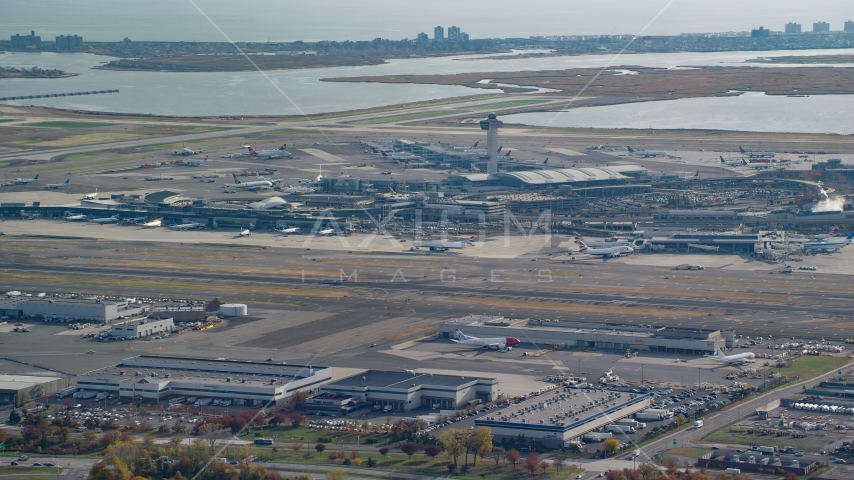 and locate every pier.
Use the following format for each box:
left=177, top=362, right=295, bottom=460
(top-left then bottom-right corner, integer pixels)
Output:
left=0, top=89, right=119, bottom=101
